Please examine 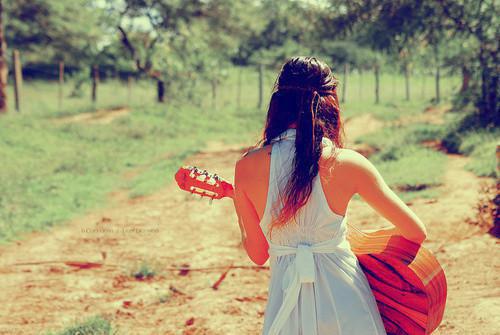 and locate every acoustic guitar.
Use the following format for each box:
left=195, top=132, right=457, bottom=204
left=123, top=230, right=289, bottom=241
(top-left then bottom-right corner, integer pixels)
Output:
left=174, top=166, right=447, bottom=335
